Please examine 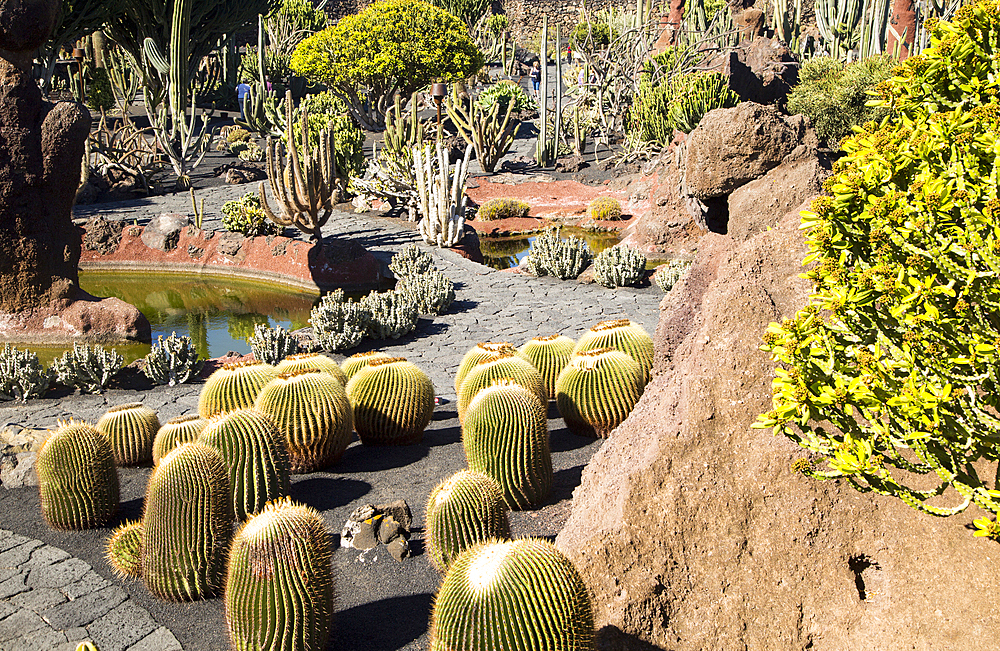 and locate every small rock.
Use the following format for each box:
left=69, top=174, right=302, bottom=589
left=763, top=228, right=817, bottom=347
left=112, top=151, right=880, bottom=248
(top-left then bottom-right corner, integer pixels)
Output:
left=352, top=516, right=381, bottom=550
left=376, top=515, right=402, bottom=544
left=555, top=155, right=588, bottom=173
left=377, top=500, right=413, bottom=531
left=141, top=213, right=188, bottom=252
left=341, top=504, right=377, bottom=548
left=386, top=537, right=409, bottom=562
left=290, top=327, right=321, bottom=353
left=216, top=232, right=245, bottom=258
